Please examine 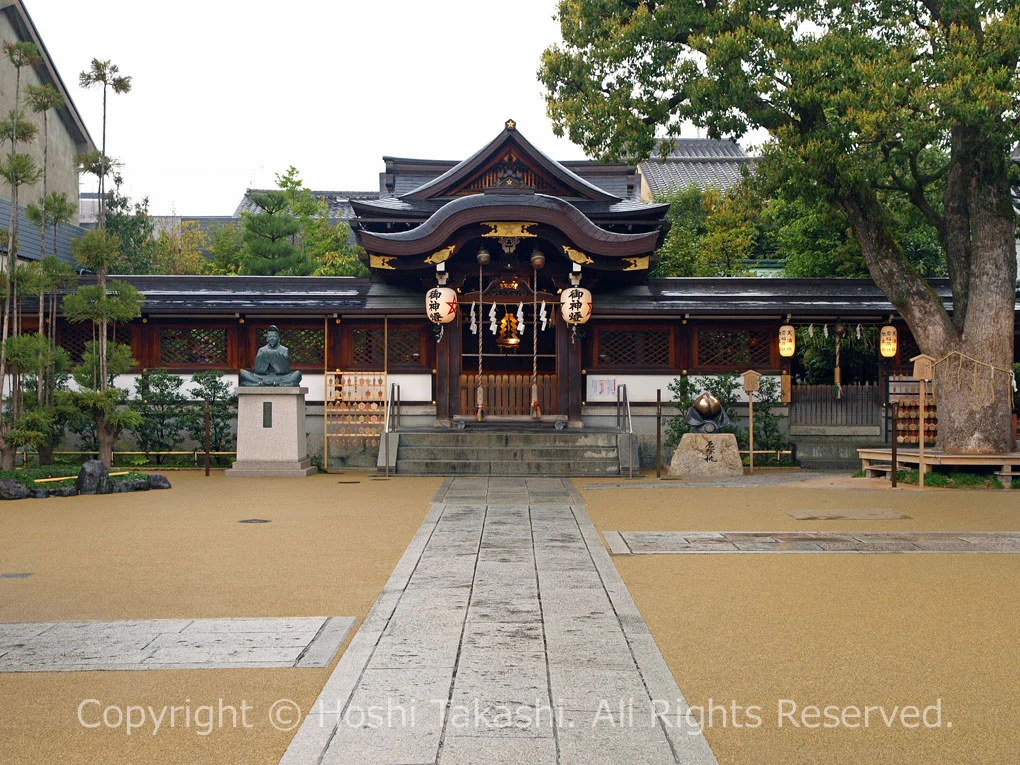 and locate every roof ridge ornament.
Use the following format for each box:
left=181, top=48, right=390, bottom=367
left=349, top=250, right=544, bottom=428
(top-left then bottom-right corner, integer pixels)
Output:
left=505, top=118, right=516, bottom=131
